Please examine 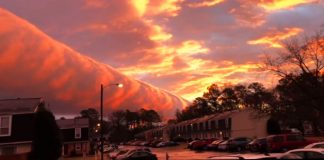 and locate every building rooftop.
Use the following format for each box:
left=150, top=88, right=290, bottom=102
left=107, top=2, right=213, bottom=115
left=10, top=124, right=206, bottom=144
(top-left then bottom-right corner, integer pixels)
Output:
left=0, top=97, right=43, bottom=114
left=174, top=110, right=241, bottom=126
left=56, top=118, right=89, bottom=129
